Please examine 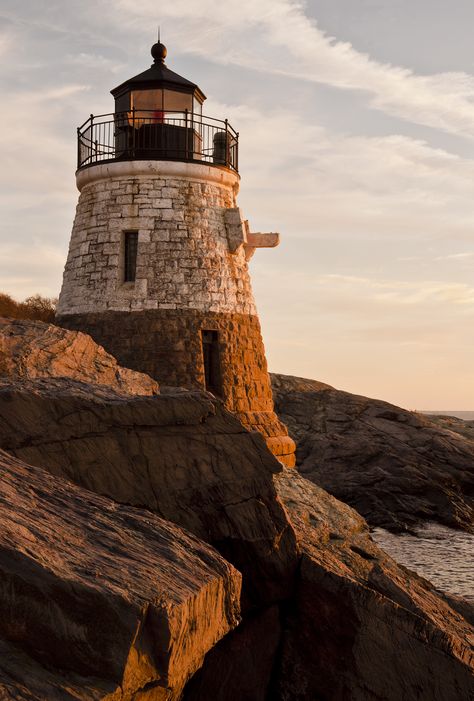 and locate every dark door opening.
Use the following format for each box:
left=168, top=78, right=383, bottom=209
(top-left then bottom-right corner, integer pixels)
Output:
left=201, top=330, right=223, bottom=396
